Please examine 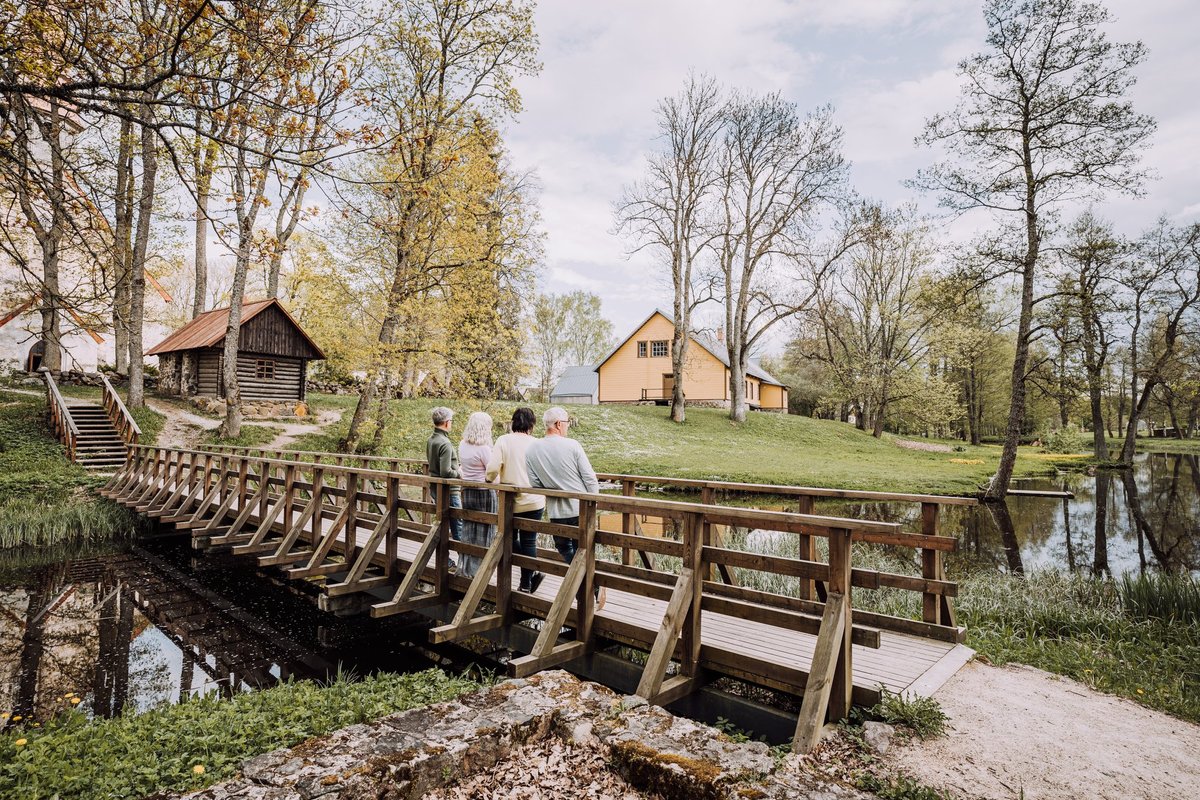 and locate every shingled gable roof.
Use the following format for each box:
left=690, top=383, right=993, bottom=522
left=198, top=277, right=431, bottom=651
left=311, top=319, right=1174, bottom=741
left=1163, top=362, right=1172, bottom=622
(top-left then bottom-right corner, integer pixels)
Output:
left=146, top=298, right=325, bottom=358
left=593, top=308, right=785, bottom=387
